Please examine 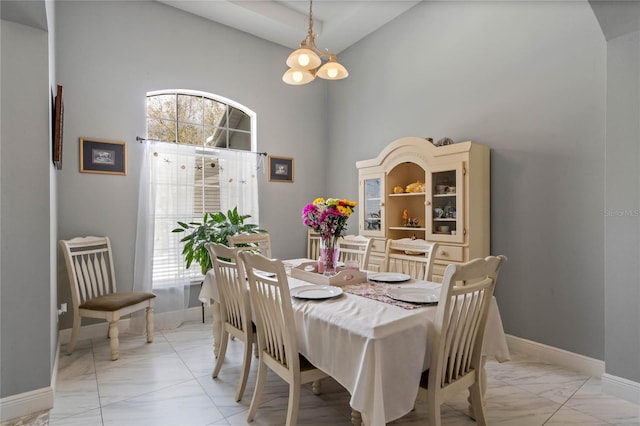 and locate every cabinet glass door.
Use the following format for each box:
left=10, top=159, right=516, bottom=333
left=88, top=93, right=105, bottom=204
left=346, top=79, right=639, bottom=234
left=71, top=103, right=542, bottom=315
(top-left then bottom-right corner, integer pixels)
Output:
left=360, top=174, right=384, bottom=237
left=427, top=163, right=464, bottom=243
